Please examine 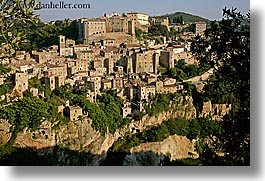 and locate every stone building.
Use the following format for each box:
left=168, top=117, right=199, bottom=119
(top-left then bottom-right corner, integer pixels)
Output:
left=160, top=48, right=189, bottom=68
left=155, top=78, right=183, bottom=94
left=137, top=84, right=156, bottom=101
left=64, top=106, right=83, bottom=121
left=0, top=75, right=5, bottom=85
left=73, top=44, right=90, bottom=52
left=127, top=12, right=149, bottom=26
left=87, top=79, right=101, bottom=95
left=132, top=50, right=158, bottom=74
left=112, top=77, right=123, bottom=90
left=101, top=38, right=117, bottom=47
left=14, top=72, right=28, bottom=93
left=101, top=79, right=112, bottom=90
left=122, top=104, right=132, bottom=118
left=30, top=88, right=39, bottom=97
left=58, top=35, right=74, bottom=57
left=104, top=58, right=114, bottom=74
left=105, top=16, right=128, bottom=33
left=195, top=22, right=206, bottom=36
left=74, top=50, right=95, bottom=60
left=78, top=18, right=106, bottom=43
left=32, top=50, right=51, bottom=64
left=44, top=64, right=66, bottom=77
left=86, top=89, right=97, bottom=103
left=128, top=21, right=135, bottom=35
left=149, top=17, right=170, bottom=30
left=42, top=75, right=65, bottom=91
